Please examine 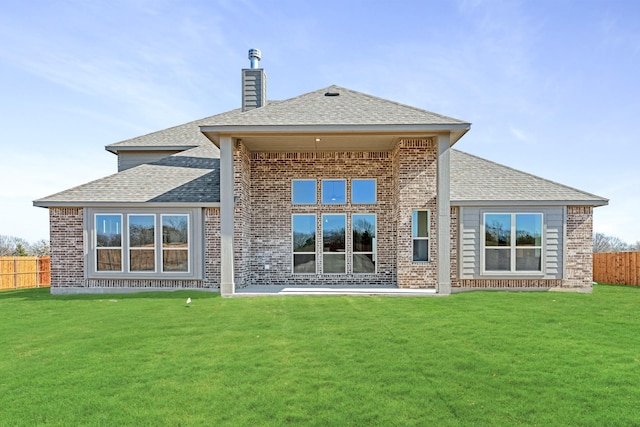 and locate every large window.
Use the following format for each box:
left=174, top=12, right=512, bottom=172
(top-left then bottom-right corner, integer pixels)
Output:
left=322, top=180, right=346, bottom=204
left=352, top=179, right=376, bottom=204
left=292, top=214, right=316, bottom=273
left=128, top=214, right=155, bottom=272
left=292, top=180, right=316, bottom=205
left=484, top=213, right=542, bottom=272
left=162, top=215, right=189, bottom=272
left=89, top=210, right=201, bottom=279
left=322, top=214, right=346, bottom=273
left=412, top=210, right=429, bottom=262
left=352, top=214, right=376, bottom=273
left=96, top=214, right=122, bottom=271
